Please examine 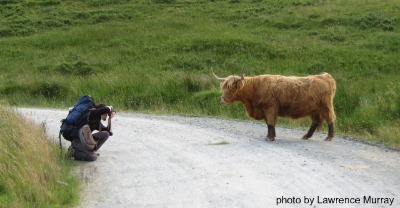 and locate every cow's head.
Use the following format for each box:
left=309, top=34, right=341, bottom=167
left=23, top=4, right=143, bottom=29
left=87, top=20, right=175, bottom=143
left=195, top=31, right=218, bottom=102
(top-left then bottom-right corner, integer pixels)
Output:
left=212, top=69, right=244, bottom=104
